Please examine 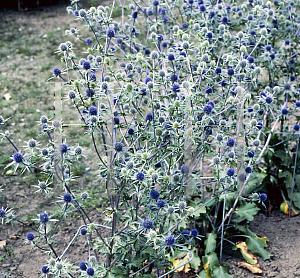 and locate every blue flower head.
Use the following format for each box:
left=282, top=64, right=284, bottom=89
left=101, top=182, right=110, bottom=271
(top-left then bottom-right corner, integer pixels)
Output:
left=89, top=106, right=98, bottom=116
left=136, top=172, right=145, bottom=181
left=181, top=22, right=189, bottom=29
left=191, top=229, right=198, bottom=237
left=247, top=150, right=255, bottom=157
left=53, top=68, right=61, bottom=77
left=181, top=229, right=190, bottom=239
left=200, top=5, right=206, bottom=12
left=171, top=83, right=180, bottom=93
left=157, top=34, right=163, bottom=41
left=227, top=68, right=234, bottom=76
left=157, top=199, right=166, bottom=208
left=83, top=61, right=91, bottom=70
left=26, top=232, right=35, bottom=241
left=79, top=261, right=88, bottom=271
left=107, top=29, right=115, bottom=38
left=143, top=218, right=153, bottom=229
left=13, top=152, right=24, bottom=163
left=281, top=108, right=288, bottom=115
left=86, top=88, right=95, bottom=97
left=150, top=189, right=160, bottom=200
left=80, top=228, right=88, bottom=236
left=205, top=87, right=213, bottom=94
left=89, top=74, right=96, bottom=81
left=245, top=166, right=252, bottom=173
left=265, top=45, right=272, bottom=51
left=39, top=212, right=49, bottom=224
left=85, top=38, right=93, bottom=45
left=60, top=143, right=69, bottom=154
left=227, top=138, right=235, bottom=147
left=128, top=128, right=135, bottom=135
left=215, top=67, right=222, bottom=74
left=247, top=56, right=255, bottom=64
left=41, top=266, right=50, bottom=274
left=132, top=11, right=138, bottom=19
left=259, top=193, right=267, bottom=202
left=165, top=235, right=176, bottom=246
left=0, top=209, right=5, bottom=218
left=257, top=122, right=263, bottom=130
left=203, top=104, right=213, bottom=114
left=227, top=168, right=235, bottom=177
left=145, top=77, right=153, bottom=84
left=63, top=193, right=73, bottom=203
left=168, top=53, right=175, bottom=61
left=294, top=124, right=300, bottom=131
left=145, top=113, right=153, bottom=121
left=170, top=73, right=178, bottom=82
left=114, top=142, right=123, bottom=152
left=86, top=267, right=95, bottom=276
